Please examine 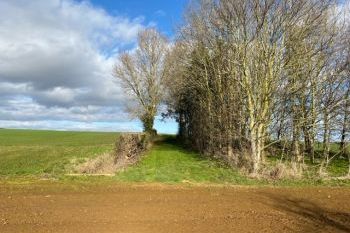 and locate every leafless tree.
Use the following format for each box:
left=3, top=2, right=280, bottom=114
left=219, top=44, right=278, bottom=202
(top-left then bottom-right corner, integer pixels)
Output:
left=165, top=0, right=346, bottom=175
left=114, top=28, right=168, bottom=133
